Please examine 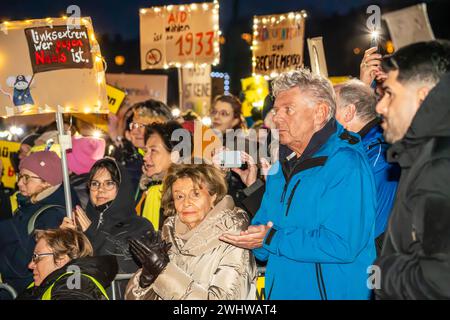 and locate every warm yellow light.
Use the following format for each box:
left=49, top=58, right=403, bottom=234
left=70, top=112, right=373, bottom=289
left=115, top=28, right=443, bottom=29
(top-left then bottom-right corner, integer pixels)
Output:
left=167, top=5, right=173, bottom=11
left=114, top=55, right=125, bottom=66
left=92, top=130, right=102, bottom=139
left=271, top=17, right=276, bottom=23
left=84, top=107, right=92, bottom=114
left=163, top=64, right=169, bottom=69
left=62, top=15, right=67, bottom=19
left=179, top=5, right=185, bottom=11
left=191, top=3, right=198, bottom=10
left=202, top=3, right=209, bottom=10
left=90, top=33, right=96, bottom=42
left=262, top=18, right=267, bottom=24
left=140, top=9, right=147, bottom=14
left=295, top=14, right=302, bottom=20
left=253, top=18, right=259, bottom=24
left=288, top=12, right=295, bottom=19
left=154, top=7, right=161, bottom=13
